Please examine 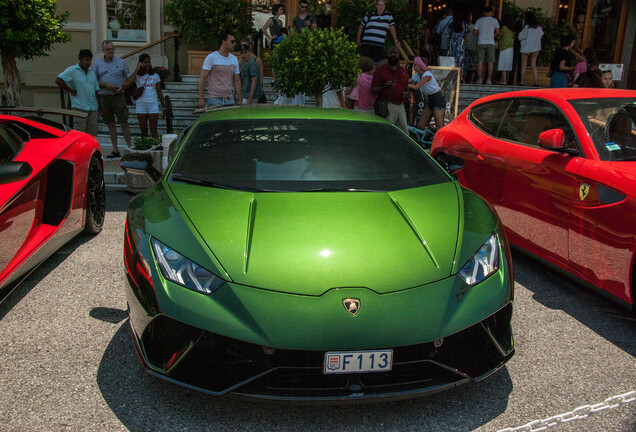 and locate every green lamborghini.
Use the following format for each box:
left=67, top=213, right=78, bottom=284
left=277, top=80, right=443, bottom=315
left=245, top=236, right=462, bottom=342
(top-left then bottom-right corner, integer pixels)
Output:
left=120, top=106, right=514, bottom=401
